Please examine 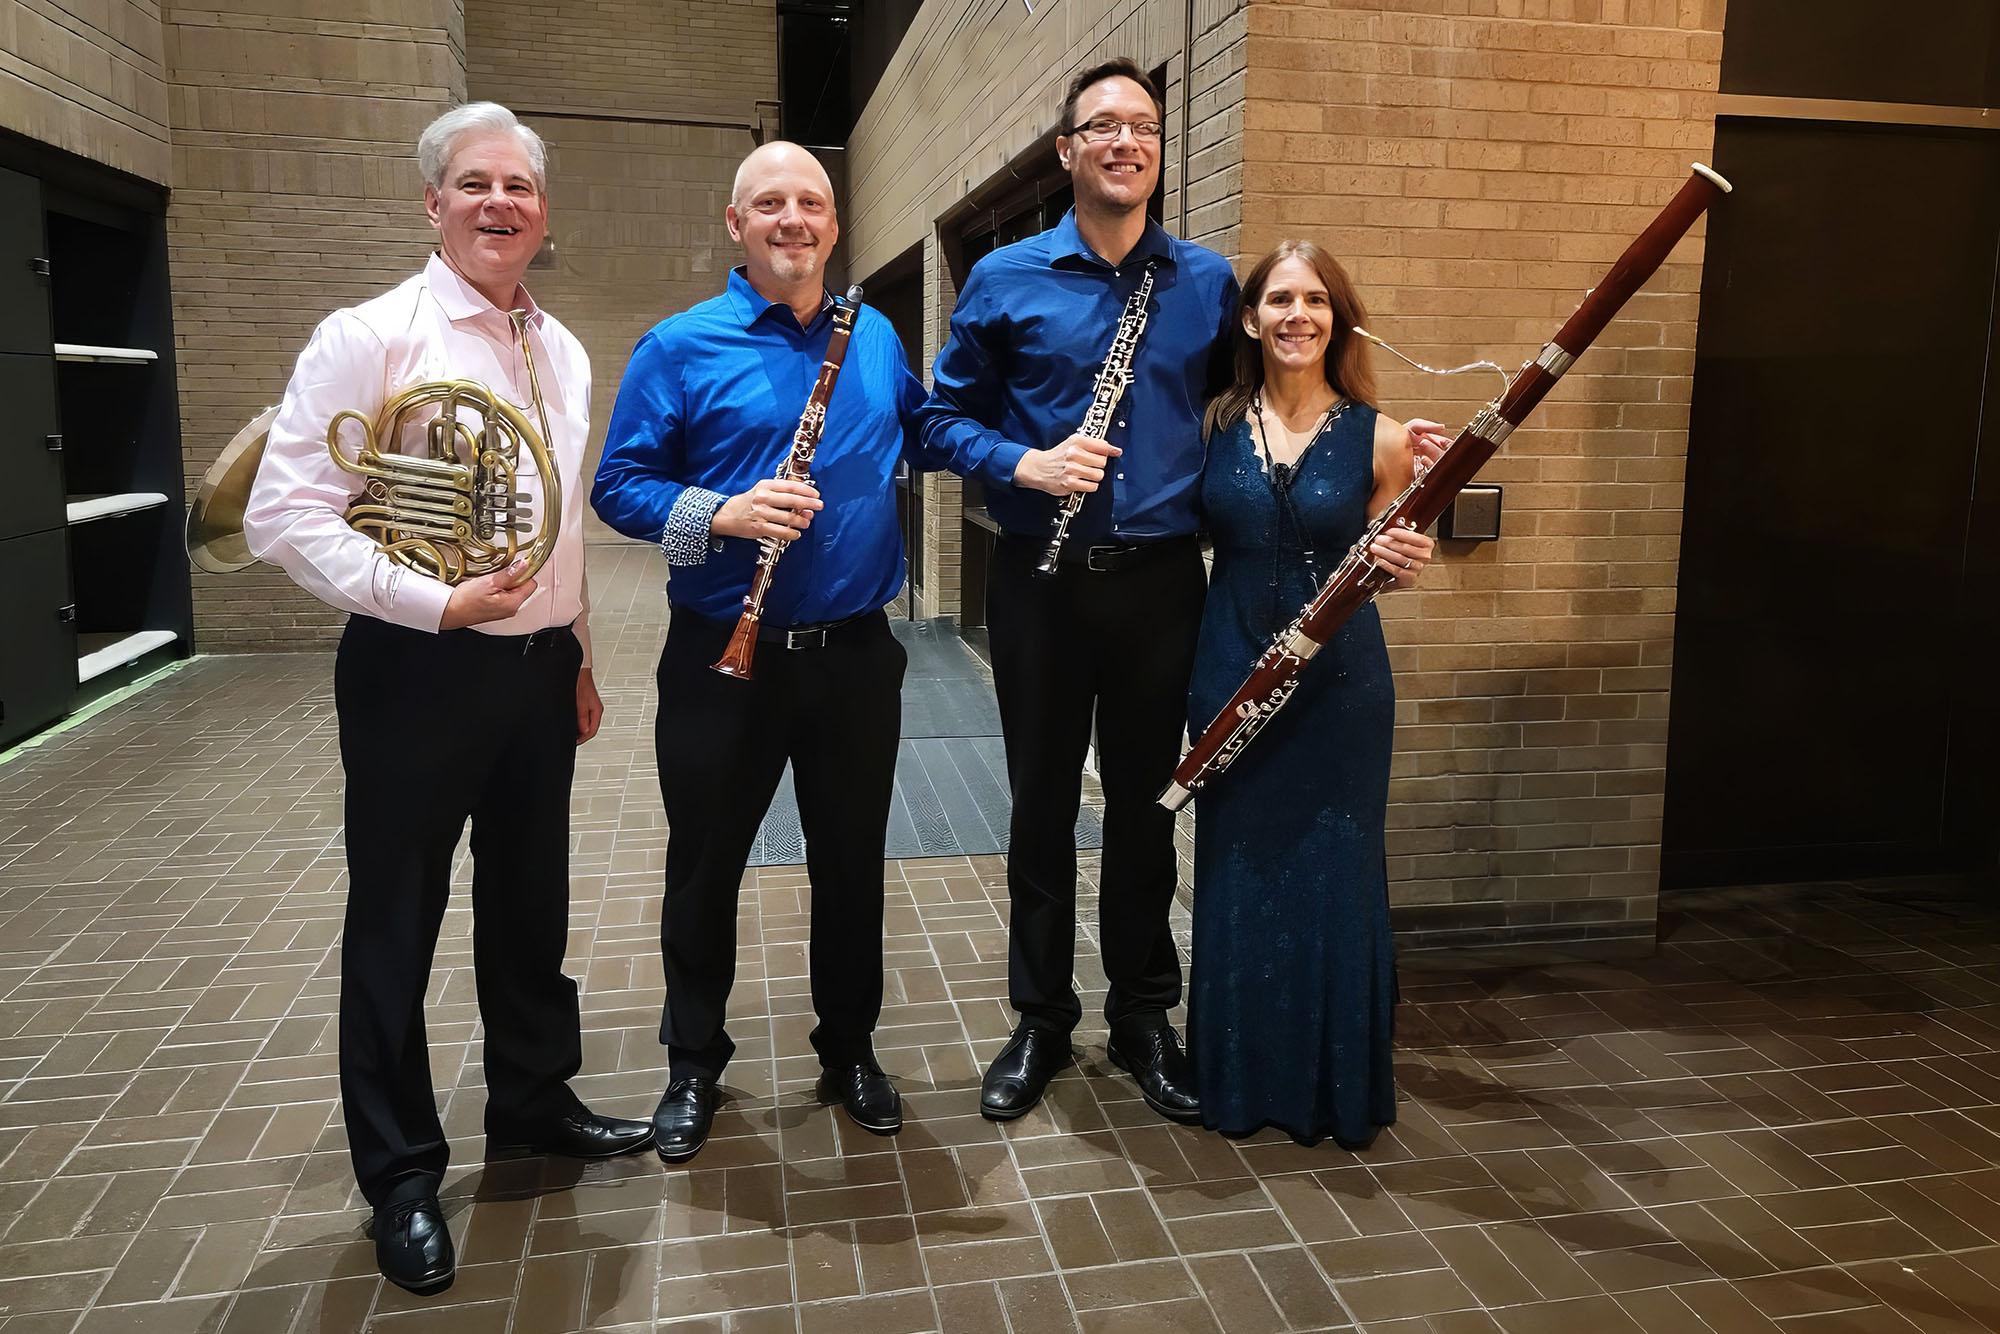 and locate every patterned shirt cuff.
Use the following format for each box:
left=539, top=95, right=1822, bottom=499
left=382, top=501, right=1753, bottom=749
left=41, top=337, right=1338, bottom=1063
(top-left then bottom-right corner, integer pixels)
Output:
left=662, top=487, right=728, bottom=565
